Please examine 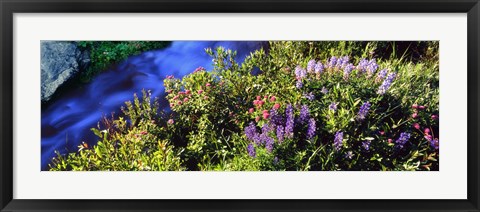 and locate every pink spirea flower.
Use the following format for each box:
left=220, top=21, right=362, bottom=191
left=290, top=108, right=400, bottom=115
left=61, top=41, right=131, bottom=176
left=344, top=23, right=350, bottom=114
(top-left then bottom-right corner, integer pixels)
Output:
left=418, top=105, right=426, bottom=110
left=206, top=83, right=211, bottom=87
left=197, top=90, right=203, bottom=94
left=273, top=103, right=280, bottom=110
left=263, top=112, right=270, bottom=119
left=248, top=108, right=254, bottom=114
left=256, top=96, right=261, bottom=101
left=185, top=90, right=191, bottom=95
left=431, top=114, right=438, bottom=120
left=424, top=128, right=430, bottom=135
left=167, top=119, right=174, bottom=125
left=412, top=104, right=418, bottom=109
left=413, top=123, right=420, bottom=130
left=412, top=113, right=418, bottom=118
left=255, top=116, right=260, bottom=122
left=270, top=96, right=276, bottom=102
left=183, top=98, right=189, bottom=103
